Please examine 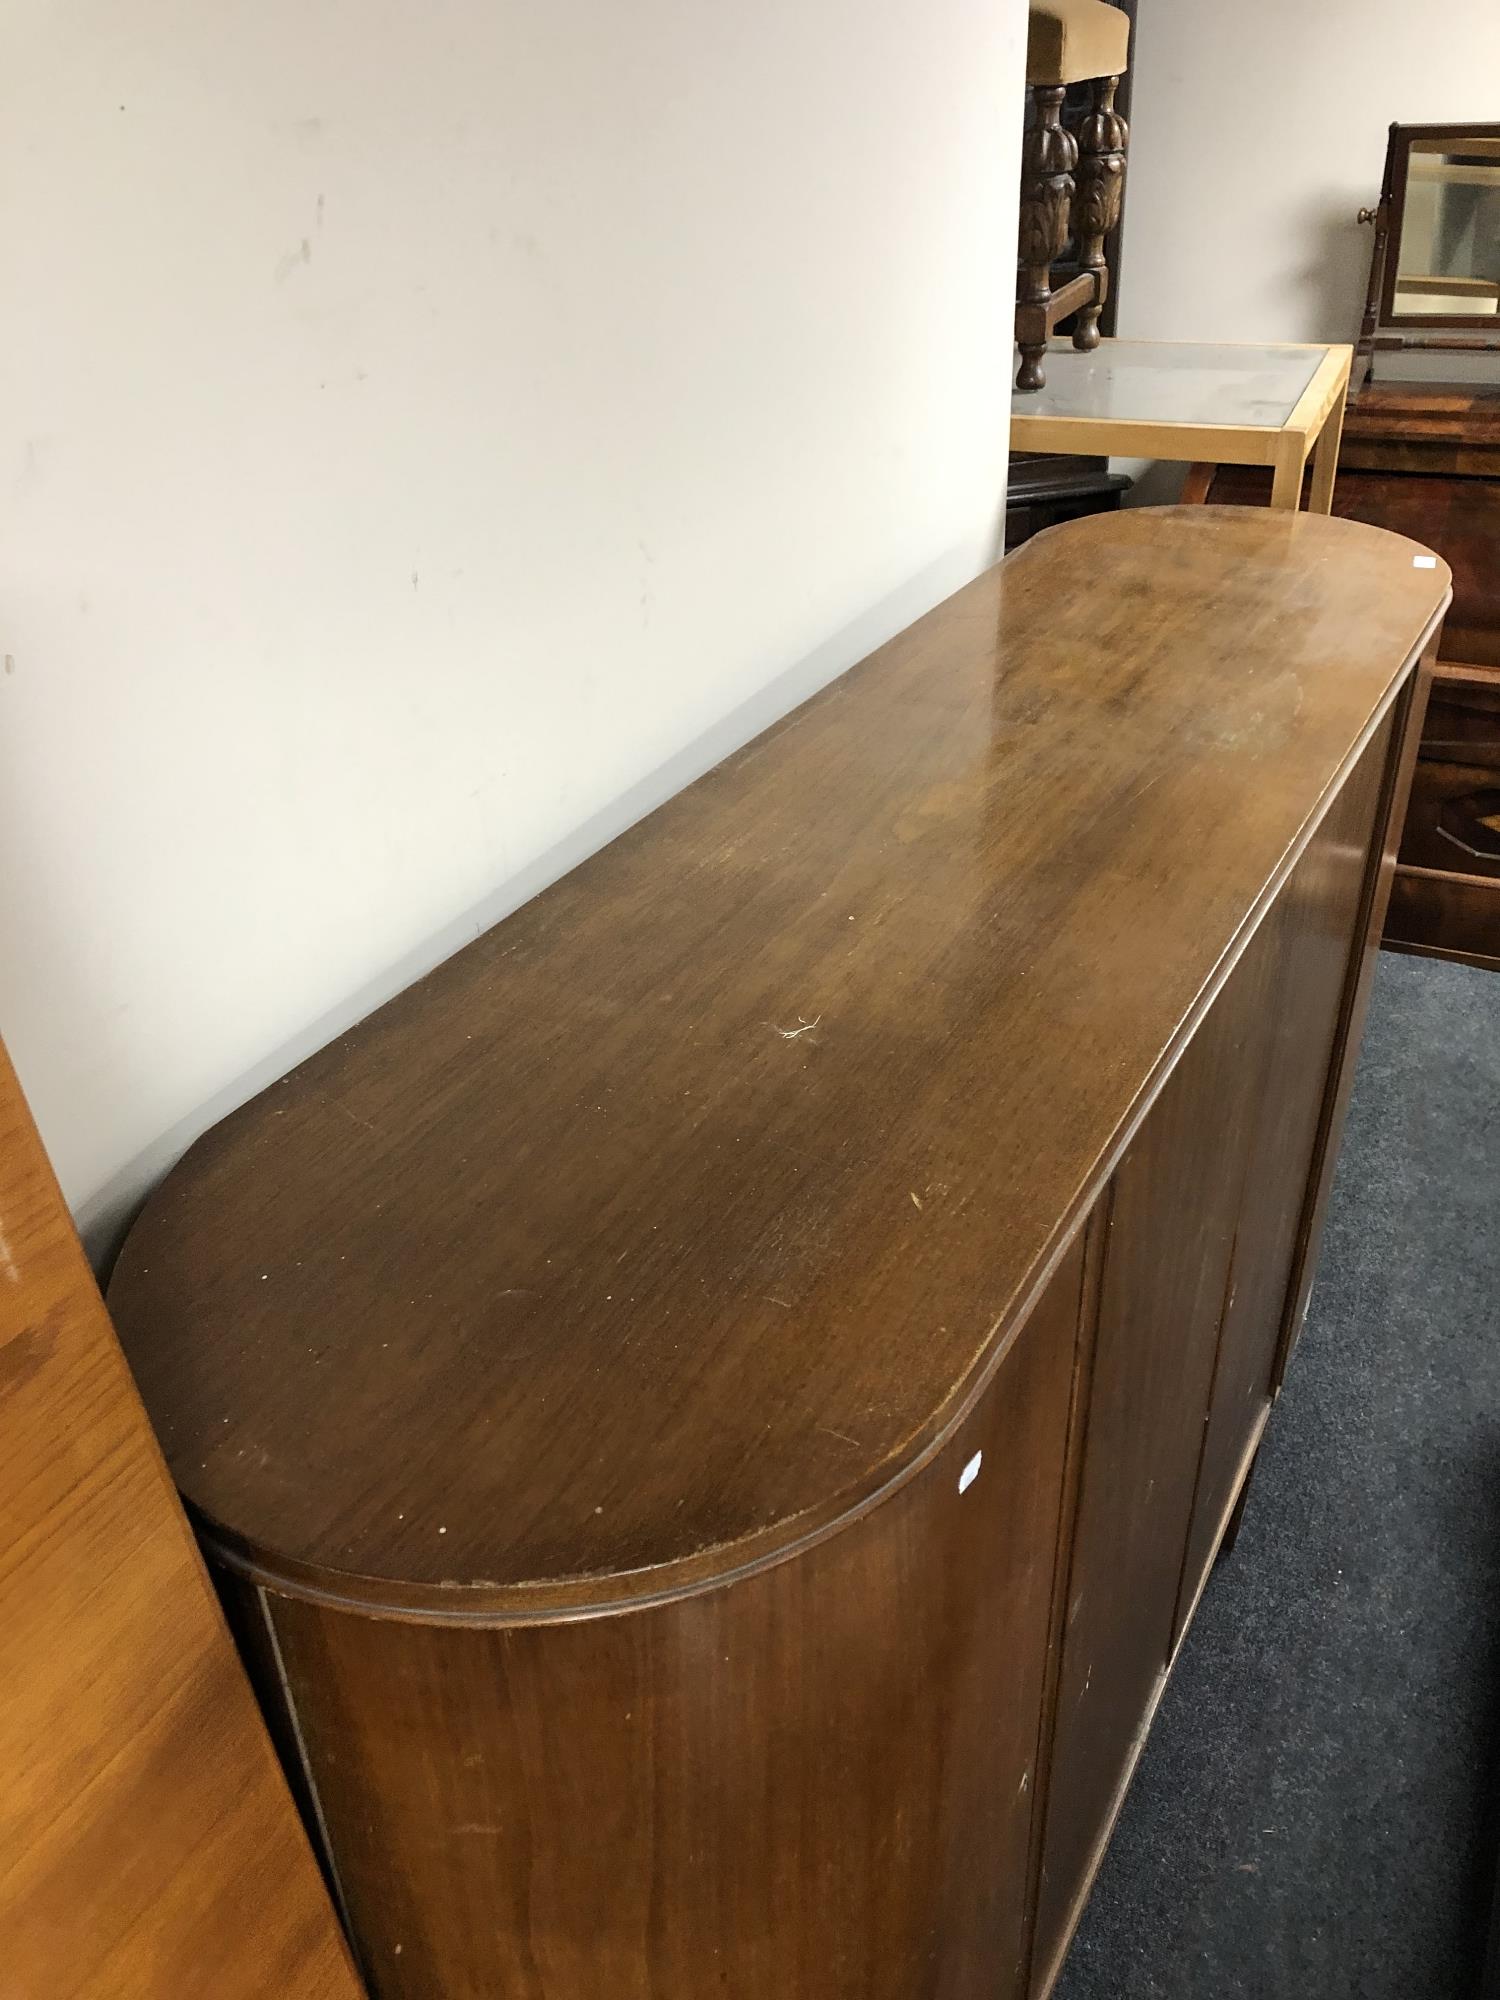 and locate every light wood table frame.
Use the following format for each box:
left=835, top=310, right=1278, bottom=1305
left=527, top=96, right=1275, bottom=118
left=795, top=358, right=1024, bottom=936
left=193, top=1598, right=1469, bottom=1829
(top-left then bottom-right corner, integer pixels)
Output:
left=1011, top=340, right=1353, bottom=512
